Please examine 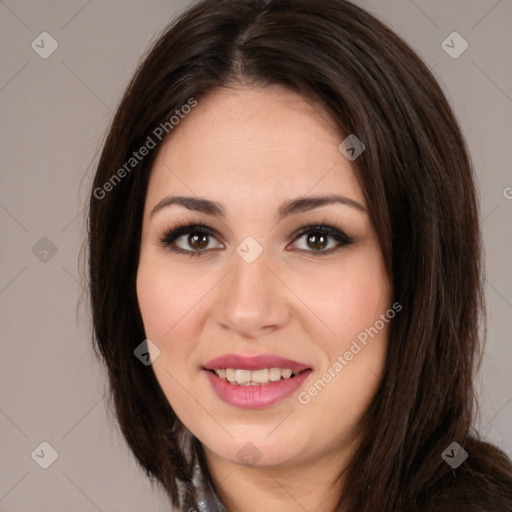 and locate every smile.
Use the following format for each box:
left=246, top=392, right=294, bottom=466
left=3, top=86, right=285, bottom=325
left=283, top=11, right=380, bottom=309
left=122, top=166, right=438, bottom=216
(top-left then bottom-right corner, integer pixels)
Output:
left=203, top=354, right=313, bottom=408
left=213, top=368, right=305, bottom=385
